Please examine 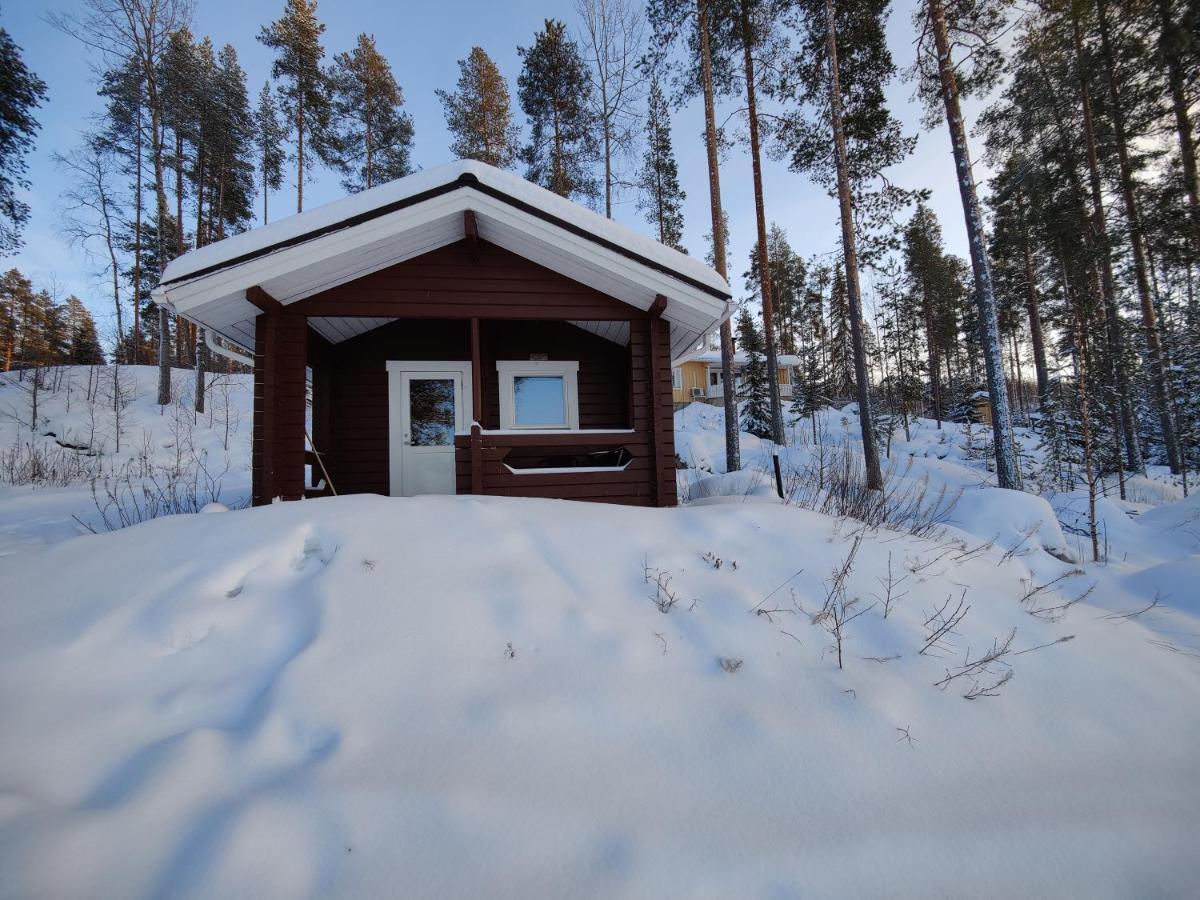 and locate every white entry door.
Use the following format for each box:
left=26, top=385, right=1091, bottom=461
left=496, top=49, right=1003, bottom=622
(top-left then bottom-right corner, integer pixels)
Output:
left=386, top=362, right=472, bottom=497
